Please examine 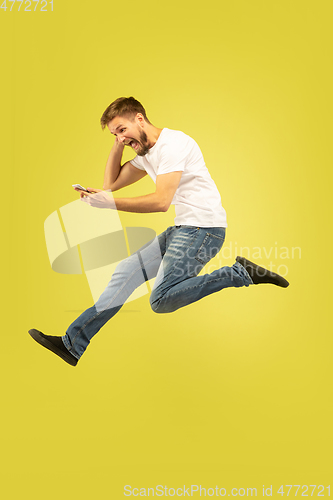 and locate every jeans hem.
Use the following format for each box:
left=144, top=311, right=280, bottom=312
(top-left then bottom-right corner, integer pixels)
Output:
left=62, top=335, right=81, bottom=360
left=234, top=261, right=253, bottom=284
